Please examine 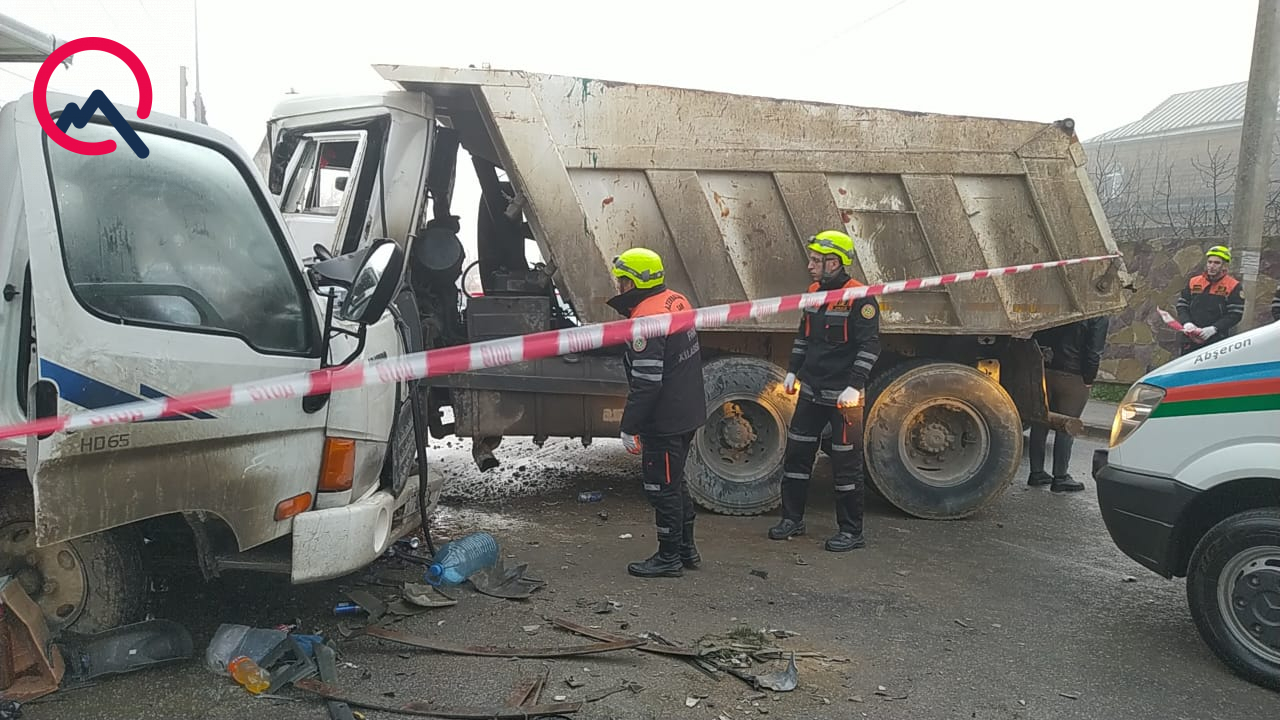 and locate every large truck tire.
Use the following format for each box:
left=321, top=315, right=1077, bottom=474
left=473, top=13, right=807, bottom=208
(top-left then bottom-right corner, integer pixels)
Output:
left=864, top=359, right=1020, bottom=520
left=1186, top=508, right=1280, bottom=691
left=0, top=481, right=148, bottom=636
left=685, top=356, right=795, bottom=515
